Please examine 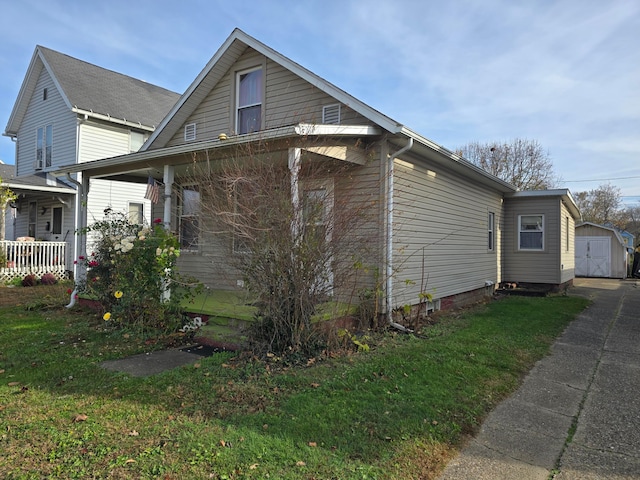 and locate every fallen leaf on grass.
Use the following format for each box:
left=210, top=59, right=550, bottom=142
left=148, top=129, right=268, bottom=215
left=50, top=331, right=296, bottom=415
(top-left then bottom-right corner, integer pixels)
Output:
left=125, top=459, right=136, bottom=464
left=0, top=369, right=5, bottom=374
left=308, top=442, right=317, bottom=447
left=73, top=414, right=88, bottom=422
left=296, top=461, right=306, bottom=466
left=128, top=430, right=139, bottom=436
left=7, top=382, right=20, bottom=387
left=193, top=363, right=201, bottom=369
left=249, top=464, right=259, bottom=470
left=310, top=383, right=320, bottom=388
